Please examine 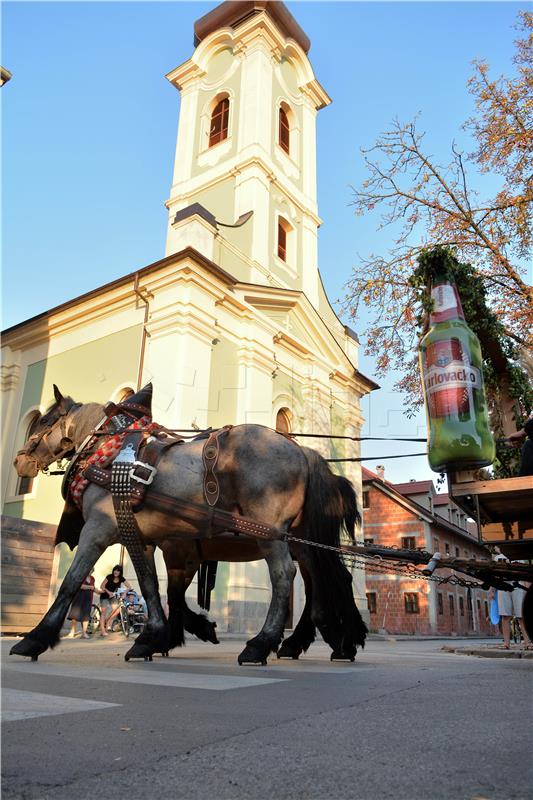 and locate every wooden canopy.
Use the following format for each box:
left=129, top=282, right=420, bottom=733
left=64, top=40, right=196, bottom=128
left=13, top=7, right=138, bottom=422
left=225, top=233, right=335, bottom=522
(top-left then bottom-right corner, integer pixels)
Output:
left=449, top=474, right=533, bottom=559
